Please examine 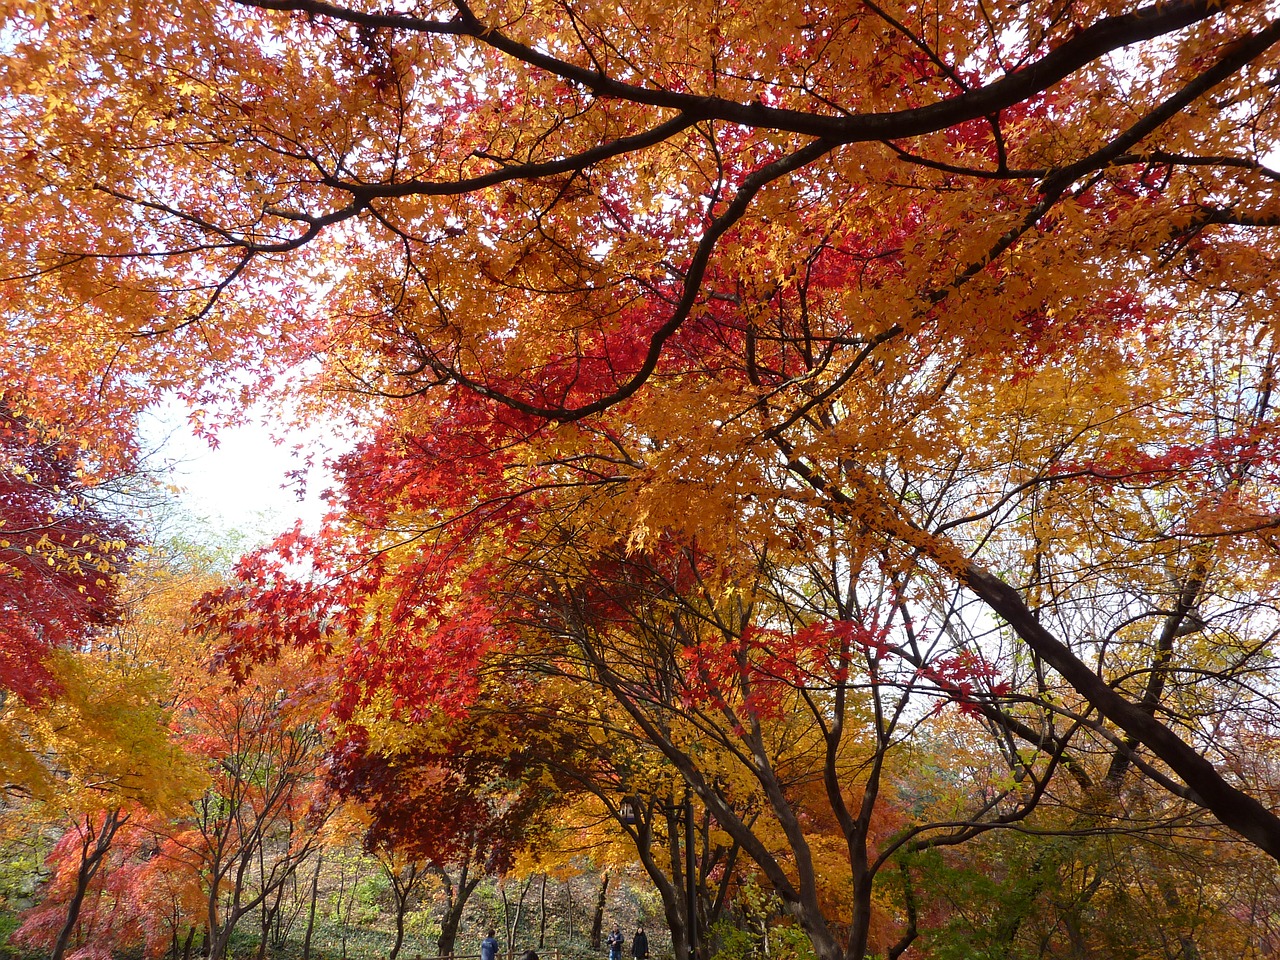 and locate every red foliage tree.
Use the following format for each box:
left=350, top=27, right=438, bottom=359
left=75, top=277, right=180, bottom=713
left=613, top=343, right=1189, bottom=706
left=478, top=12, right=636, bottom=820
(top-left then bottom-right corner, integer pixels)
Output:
left=327, top=715, right=560, bottom=955
left=14, top=808, right=152, bottom=960
left=0, top=398, right=132, bottom=701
